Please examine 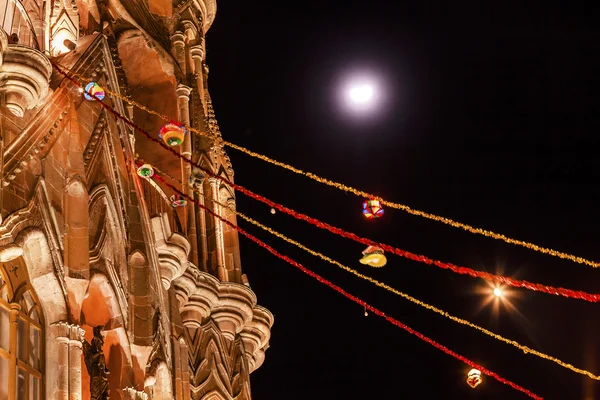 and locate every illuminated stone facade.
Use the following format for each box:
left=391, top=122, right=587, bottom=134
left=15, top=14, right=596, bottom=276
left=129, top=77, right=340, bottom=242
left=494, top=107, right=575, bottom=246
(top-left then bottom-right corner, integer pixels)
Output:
left=0, top=0, right=273, bottom=398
